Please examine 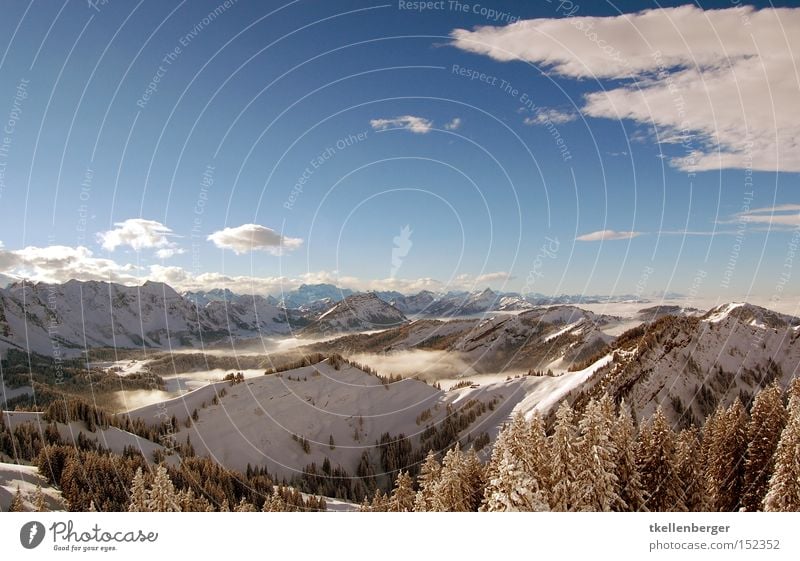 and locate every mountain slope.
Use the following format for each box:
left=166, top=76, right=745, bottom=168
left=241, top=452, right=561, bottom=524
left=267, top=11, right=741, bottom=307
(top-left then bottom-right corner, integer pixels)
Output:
left=301, top=293, right=408, bottom=336
left=0, top=280, right=290, bottom=356
left=307, top=305, right=623, bottom=373
left=581, top=303, right=800, bottom=425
